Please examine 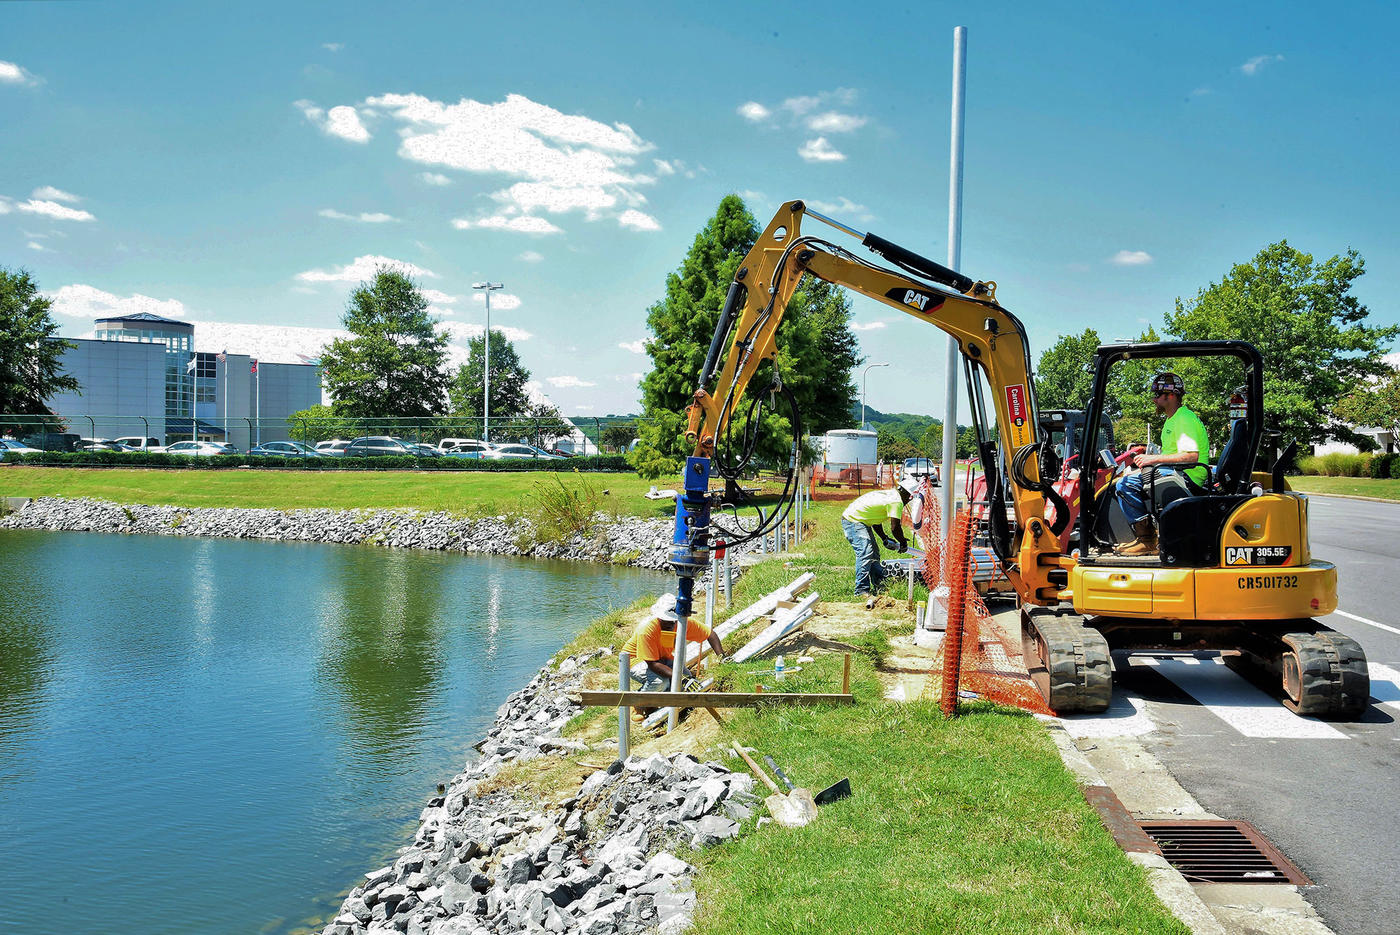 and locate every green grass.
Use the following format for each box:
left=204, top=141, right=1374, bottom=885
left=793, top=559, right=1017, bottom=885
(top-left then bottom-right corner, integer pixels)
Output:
left=0, top=467, right=682, bottom=517
left=692, top=660, right=1187, bottom=935
left=1287, top=475, right=1400, bottom=501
